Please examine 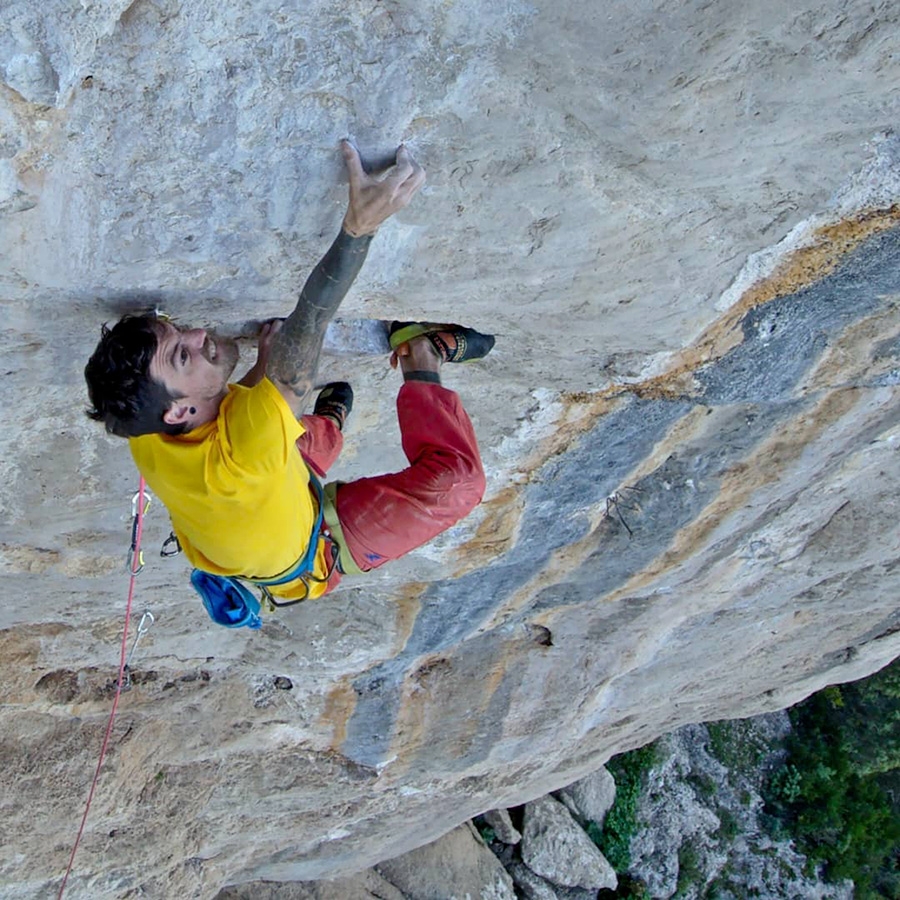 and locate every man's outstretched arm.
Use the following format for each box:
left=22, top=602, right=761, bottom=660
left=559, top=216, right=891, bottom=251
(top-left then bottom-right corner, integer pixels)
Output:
left=267, top=140, right=425, bottom=414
